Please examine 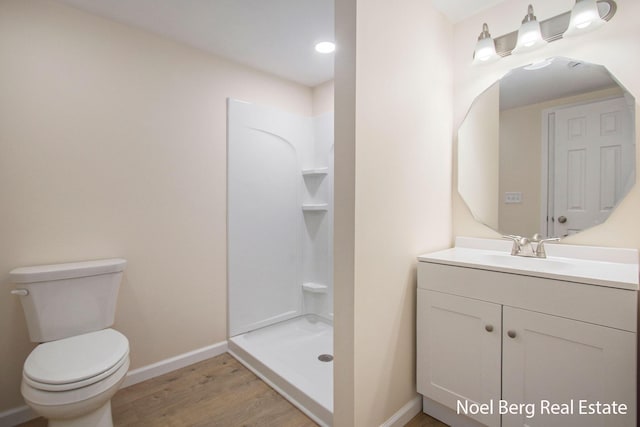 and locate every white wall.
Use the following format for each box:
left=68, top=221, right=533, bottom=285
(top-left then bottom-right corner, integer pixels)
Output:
left=498, top=102, right=543, bottom=236
left=313, top=80, right=335, bottom=116
left=453, top=0, right=640, bottom=249
left=0, top=0, right=313, bottom=412
left=227, top=100, right=309, bottom=336
left=458, top=82, right=500, bottom=229
left=334, top=0, right=453, bottom=425
left=227, top=100, right=335, bottom=332
left=333, top=0, right=357, bottom=423
left=303, top=112, right=335, bottom=318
